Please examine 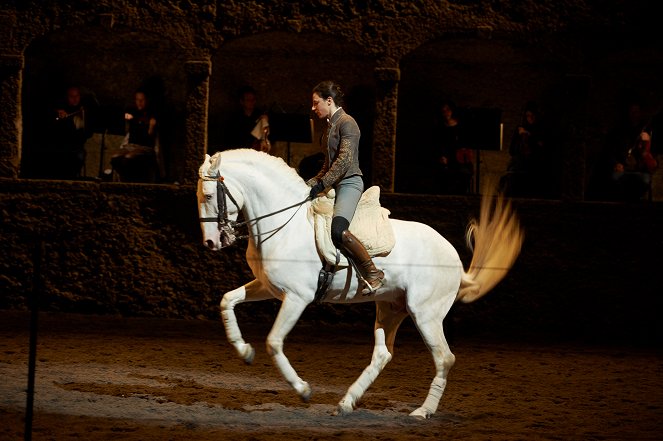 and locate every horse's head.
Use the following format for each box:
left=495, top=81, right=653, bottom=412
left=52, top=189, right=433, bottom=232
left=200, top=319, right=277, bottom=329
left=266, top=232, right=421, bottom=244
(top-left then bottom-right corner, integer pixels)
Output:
left=197, top=153, right=244, bottom=250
